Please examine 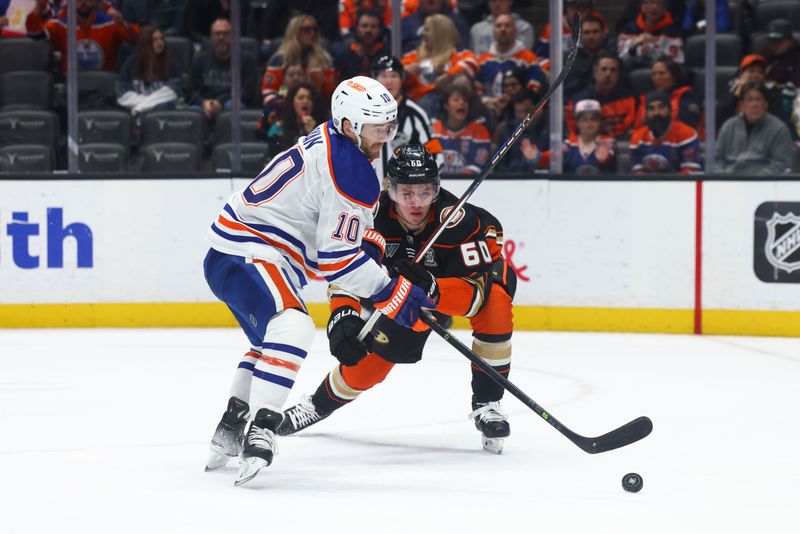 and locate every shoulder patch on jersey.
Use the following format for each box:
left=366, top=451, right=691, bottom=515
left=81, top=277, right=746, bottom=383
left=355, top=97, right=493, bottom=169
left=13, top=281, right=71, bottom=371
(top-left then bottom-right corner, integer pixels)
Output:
left=323, top=121, right=381, bottom=208
left=440, top=205, right=466, bottom=228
